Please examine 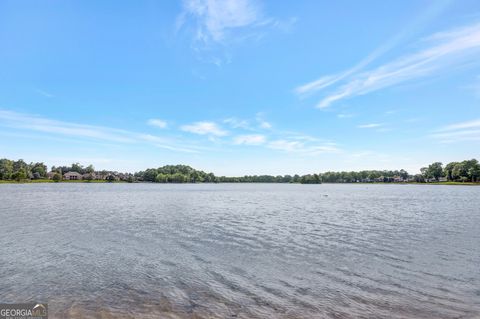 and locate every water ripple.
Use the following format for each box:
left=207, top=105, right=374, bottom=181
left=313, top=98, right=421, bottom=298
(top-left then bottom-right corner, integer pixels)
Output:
left=0, top=183, right=479, bottom=318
